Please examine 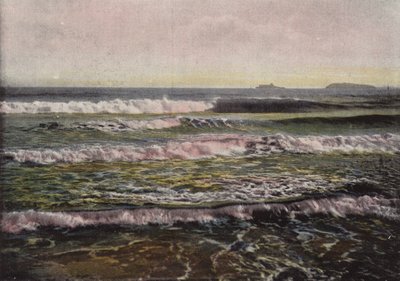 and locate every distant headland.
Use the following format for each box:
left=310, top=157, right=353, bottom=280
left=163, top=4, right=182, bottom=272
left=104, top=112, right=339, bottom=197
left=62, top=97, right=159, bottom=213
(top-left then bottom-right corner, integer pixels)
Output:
left=256, top=83, right=285, bottom=89
left=255, top=82, right=378, bottom=90
left=325, top=83, right=376, bottom=89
